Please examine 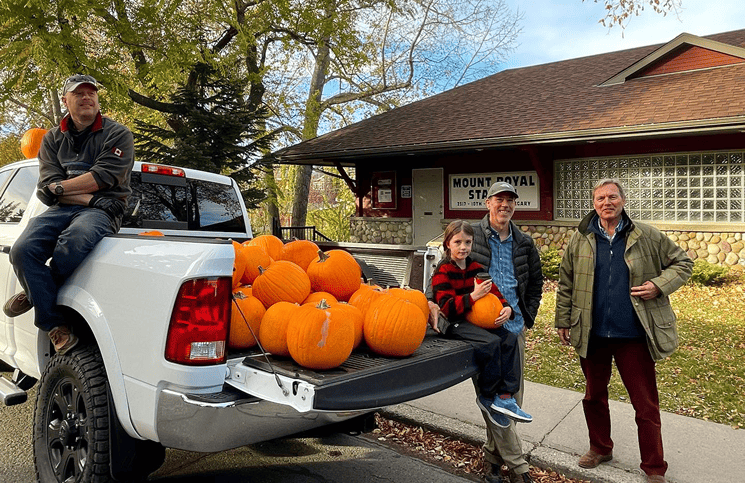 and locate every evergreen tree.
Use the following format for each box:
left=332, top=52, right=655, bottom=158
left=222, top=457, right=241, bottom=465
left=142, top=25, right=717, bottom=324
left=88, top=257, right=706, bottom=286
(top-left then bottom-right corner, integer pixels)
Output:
left=134, top=64, right=273, bottom=209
